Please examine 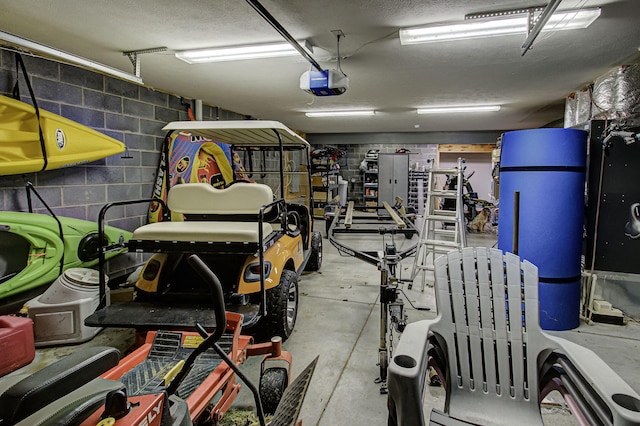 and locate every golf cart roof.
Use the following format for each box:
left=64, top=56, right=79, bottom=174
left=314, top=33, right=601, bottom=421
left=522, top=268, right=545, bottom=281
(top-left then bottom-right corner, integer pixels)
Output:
left=162, top=120, right=310, bottom=148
